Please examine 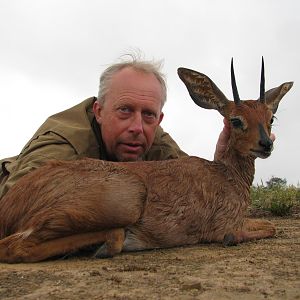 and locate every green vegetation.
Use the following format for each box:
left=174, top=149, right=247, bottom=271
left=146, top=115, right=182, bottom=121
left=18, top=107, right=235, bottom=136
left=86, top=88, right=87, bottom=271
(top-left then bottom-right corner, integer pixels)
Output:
left=250, top=177, right=300, bottom=216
